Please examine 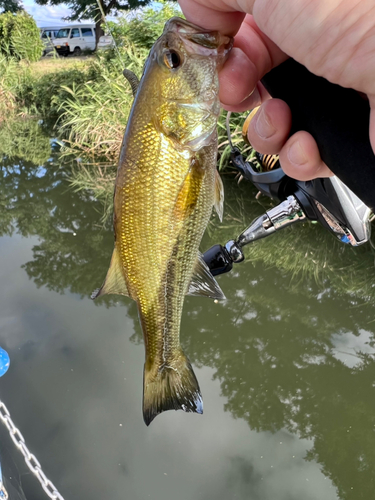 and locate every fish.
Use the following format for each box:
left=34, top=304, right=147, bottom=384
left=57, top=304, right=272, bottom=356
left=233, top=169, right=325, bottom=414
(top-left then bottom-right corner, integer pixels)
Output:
left=92, top=17, right=233, bottom=425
